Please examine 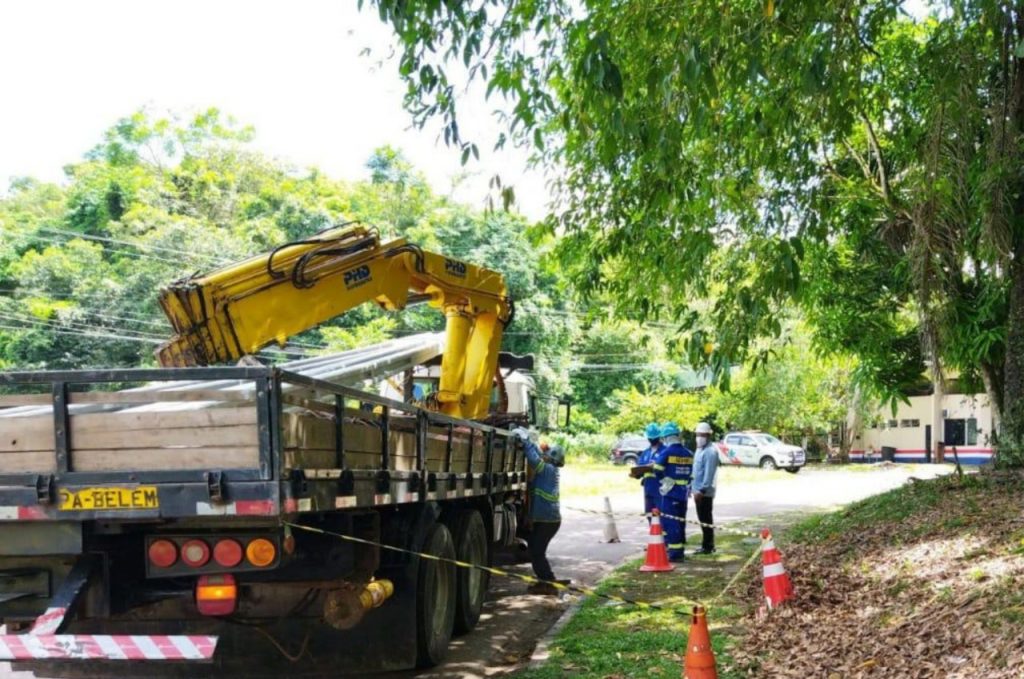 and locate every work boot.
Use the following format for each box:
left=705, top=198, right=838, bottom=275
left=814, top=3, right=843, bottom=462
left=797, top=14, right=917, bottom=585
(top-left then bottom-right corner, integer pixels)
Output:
left=692, top=548, right=716, bottom=556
